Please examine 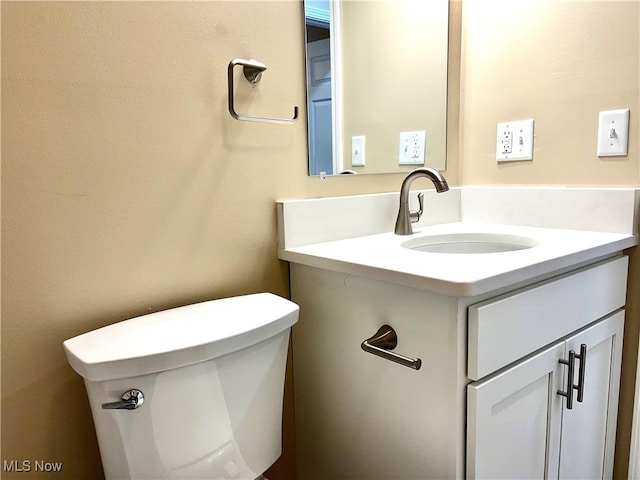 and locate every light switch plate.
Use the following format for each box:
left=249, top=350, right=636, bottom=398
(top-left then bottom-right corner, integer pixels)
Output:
left=351, top=135, right=366, bottom=166
left=597, top=109, right=630, bottom=157
left=496, top=119, right=534, bottom=161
